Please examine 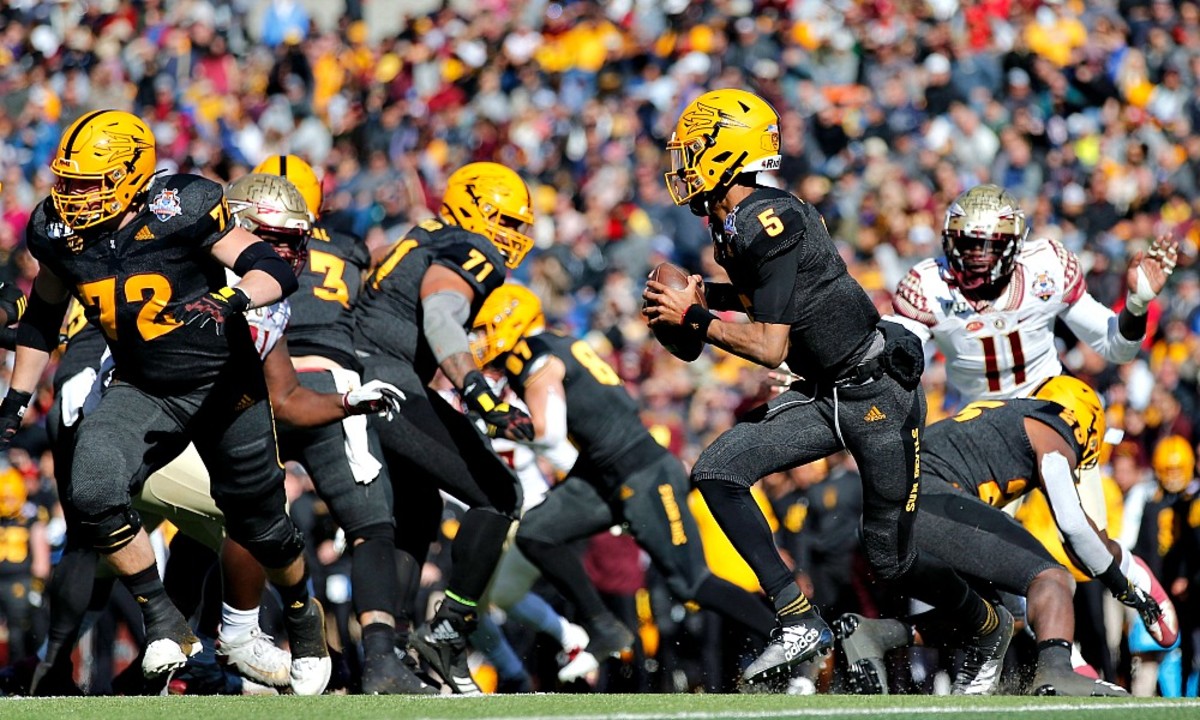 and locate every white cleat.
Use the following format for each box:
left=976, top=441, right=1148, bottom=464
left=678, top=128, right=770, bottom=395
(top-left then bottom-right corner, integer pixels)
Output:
left=558, top=622, right=599, bottom=683
left=217, top=626, right=292, bottom=688
left=144, top=637, right=201, bottom=678
left=290, top=655, right=333, bottom=696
